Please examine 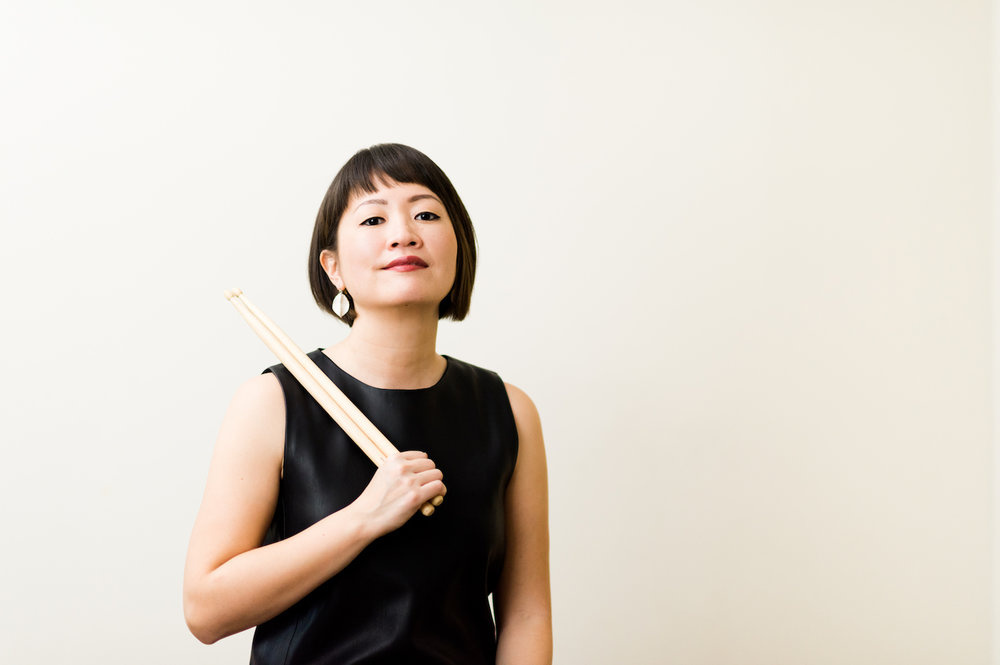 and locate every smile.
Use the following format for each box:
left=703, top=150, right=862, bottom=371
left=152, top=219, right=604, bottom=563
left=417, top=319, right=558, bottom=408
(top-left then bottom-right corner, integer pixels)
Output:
left=383, top=256, right=429, bottom=271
